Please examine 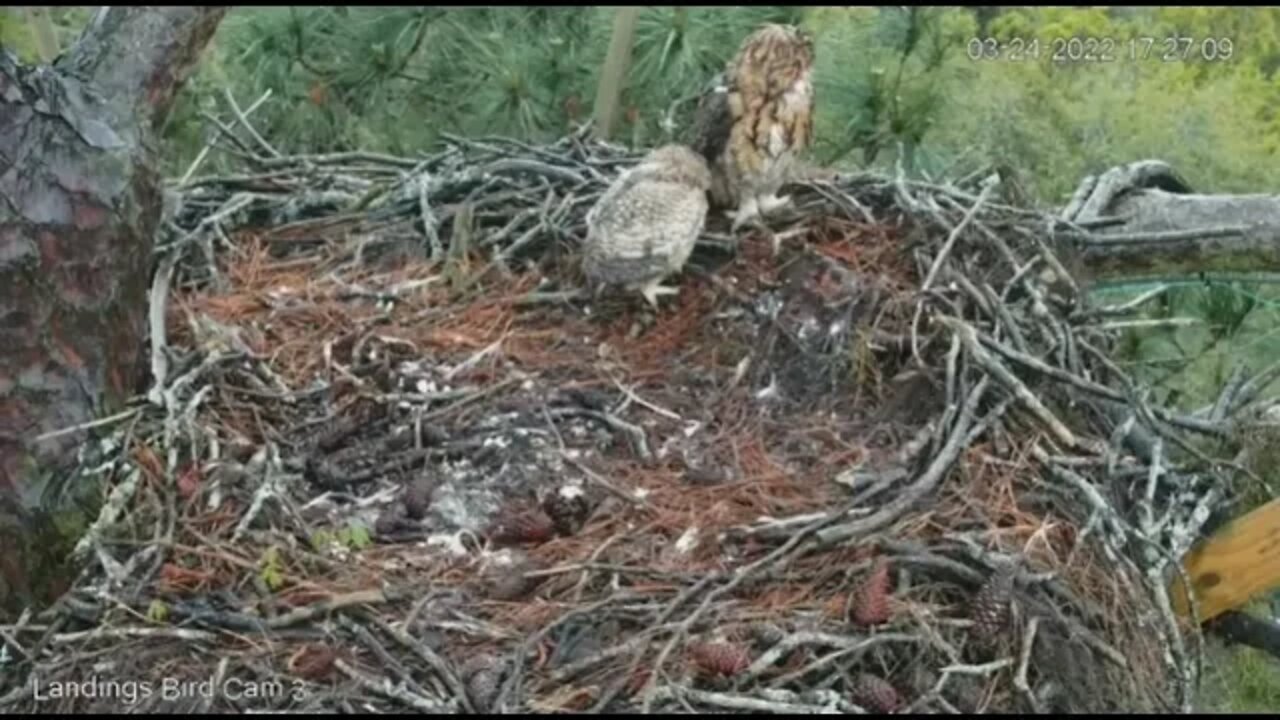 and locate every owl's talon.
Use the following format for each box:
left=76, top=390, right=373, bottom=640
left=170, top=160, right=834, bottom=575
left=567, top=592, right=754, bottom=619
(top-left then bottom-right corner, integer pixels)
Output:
left=758, top=194, right=792, bottom=215
left=728, top=199, right=761, bottom=232
left=640, top=283, right=680, bottom=308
